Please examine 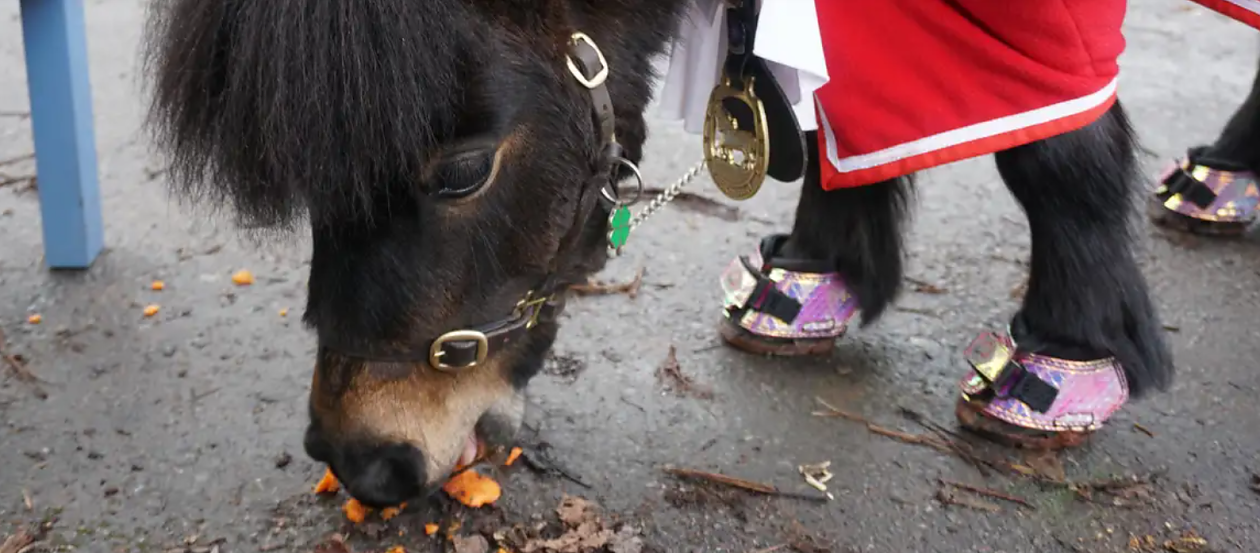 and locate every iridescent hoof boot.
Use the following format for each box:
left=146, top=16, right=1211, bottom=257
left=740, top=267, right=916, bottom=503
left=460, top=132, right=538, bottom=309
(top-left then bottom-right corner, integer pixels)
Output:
left=1149, top=147, right=1258, bottom=237
left=955, top=332, right=1129, bottom=450
left=717, top=234, right=858, bottom=357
